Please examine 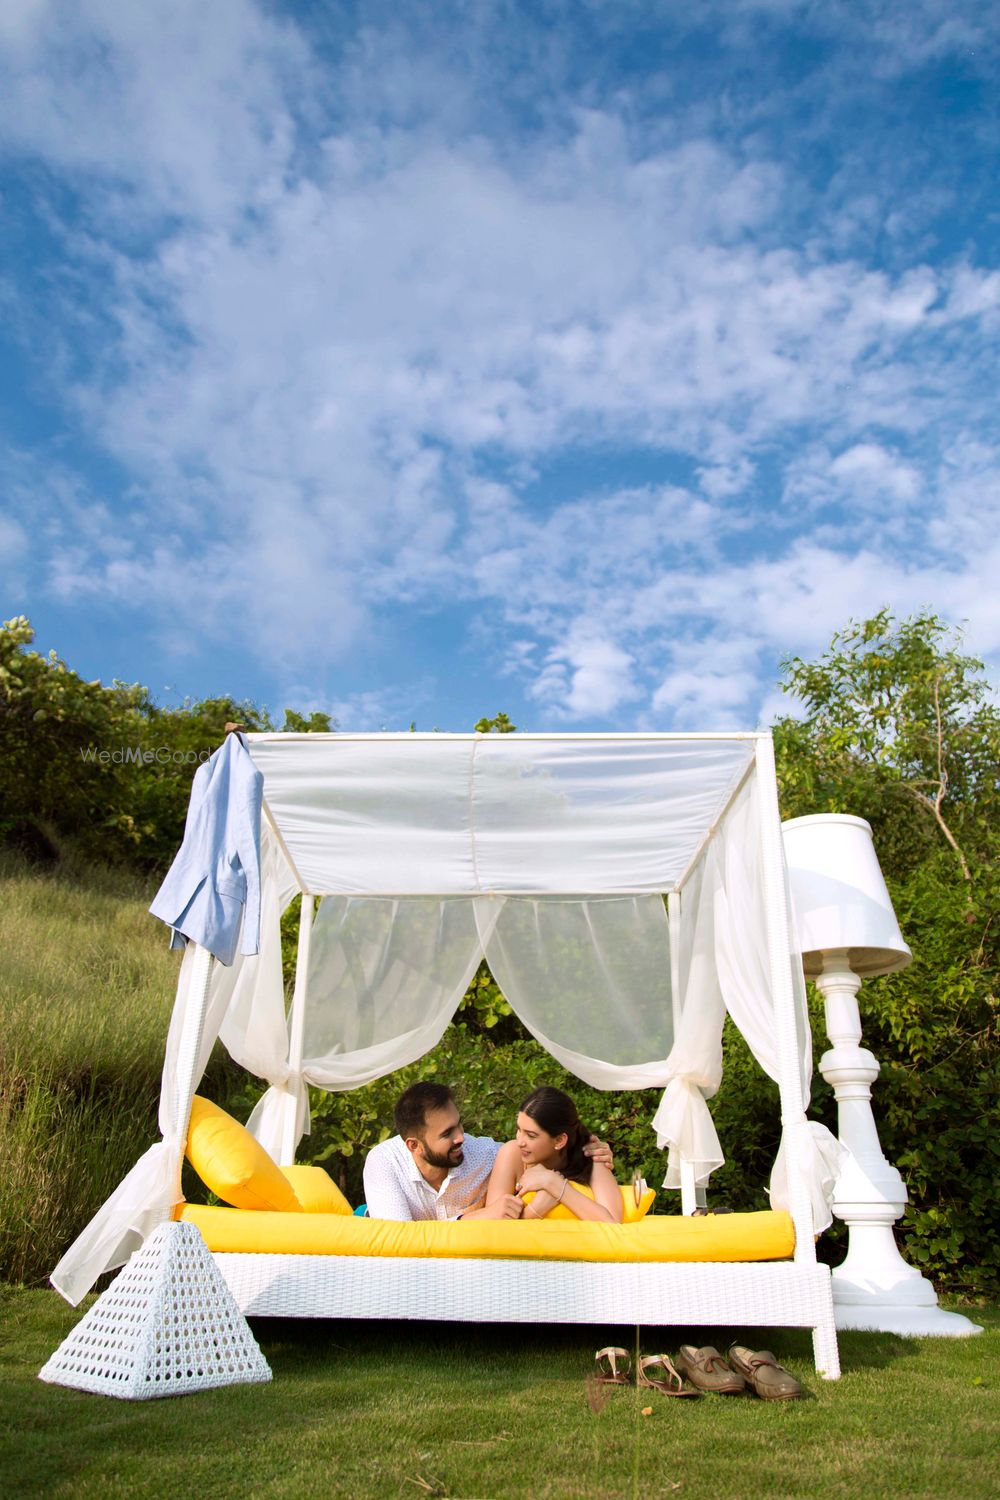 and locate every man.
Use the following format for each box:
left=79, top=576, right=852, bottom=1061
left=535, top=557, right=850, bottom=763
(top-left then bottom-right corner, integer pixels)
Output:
left=362, top=1081, right=613, bottom=1221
